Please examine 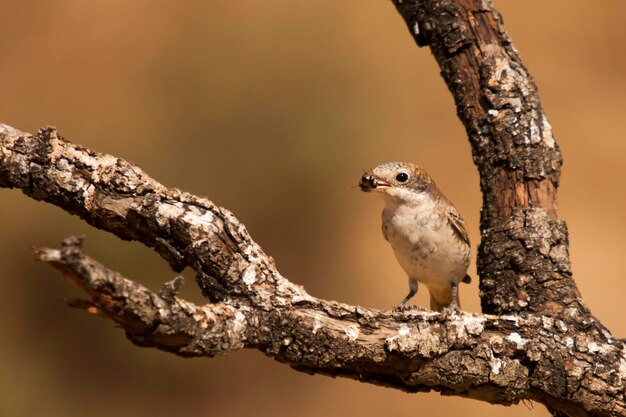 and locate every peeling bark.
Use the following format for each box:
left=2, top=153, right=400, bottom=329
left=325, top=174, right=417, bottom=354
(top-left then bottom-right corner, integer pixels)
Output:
left=0, top=0, right=623, bottom=416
